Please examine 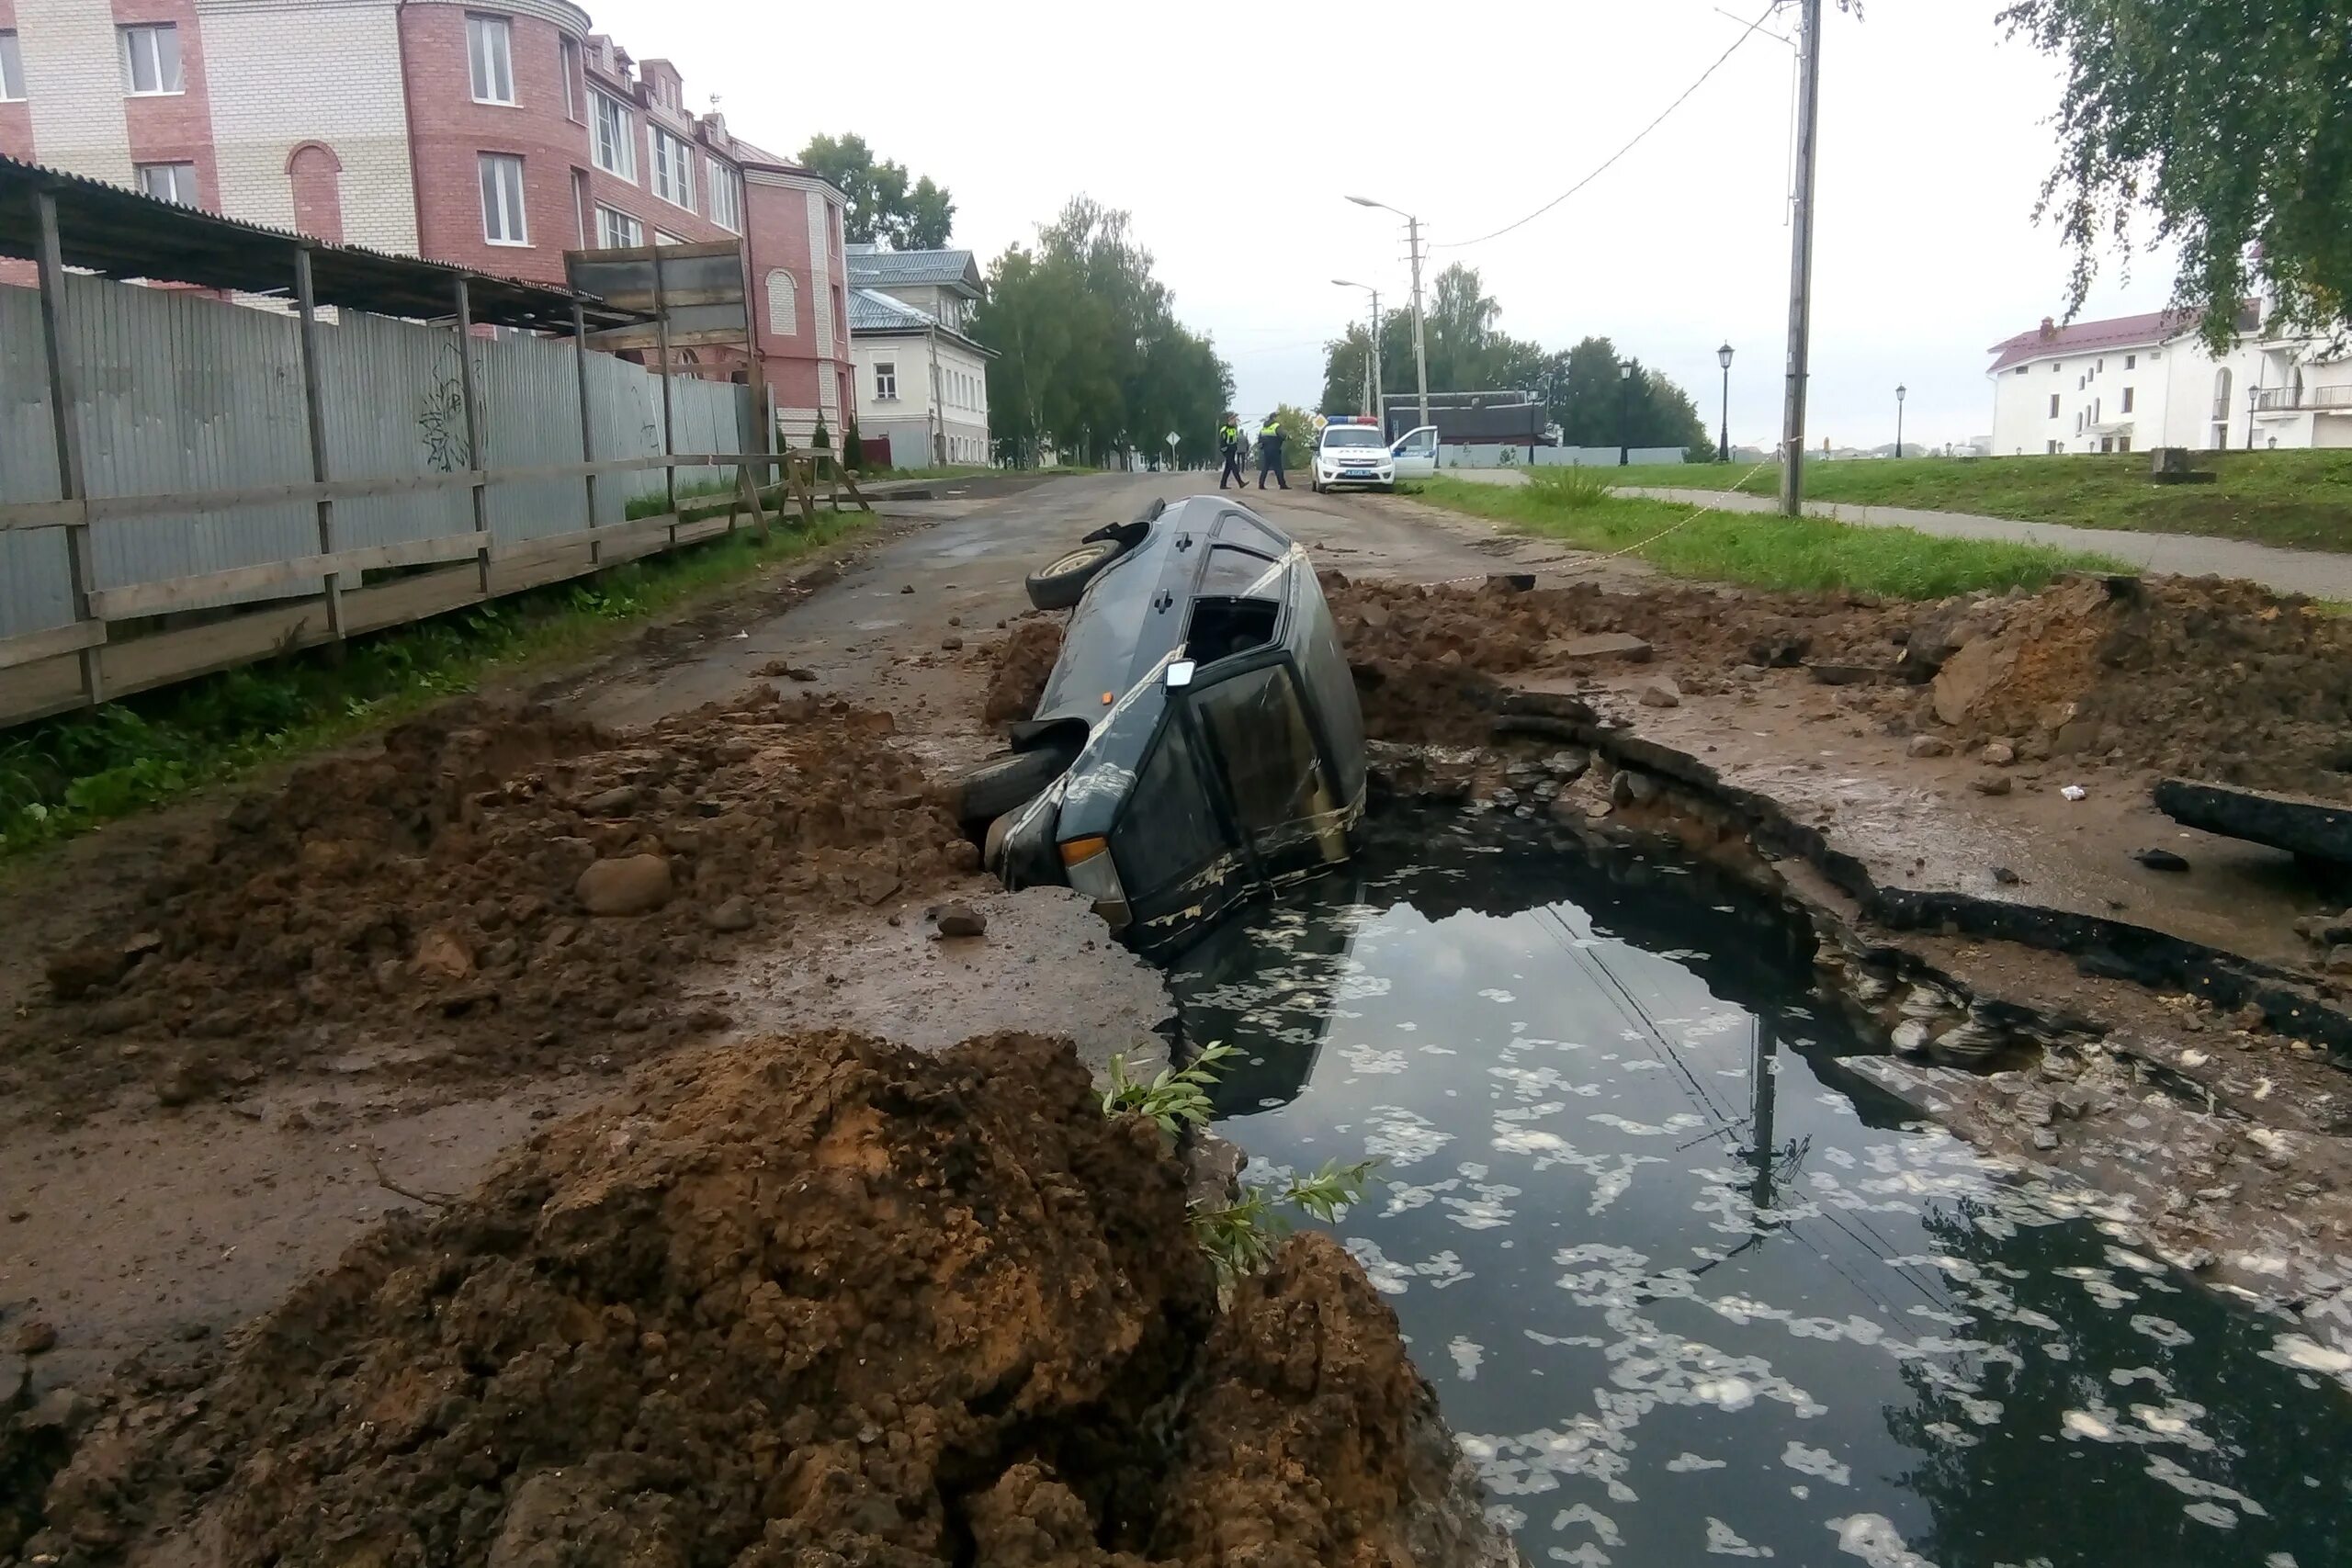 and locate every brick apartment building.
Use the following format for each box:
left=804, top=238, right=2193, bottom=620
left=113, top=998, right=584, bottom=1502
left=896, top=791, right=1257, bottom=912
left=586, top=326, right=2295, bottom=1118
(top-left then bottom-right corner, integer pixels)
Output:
left=0, top=0, right=854, bottom=441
